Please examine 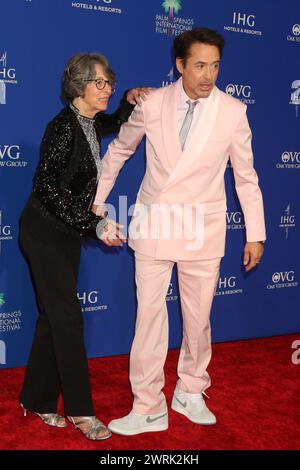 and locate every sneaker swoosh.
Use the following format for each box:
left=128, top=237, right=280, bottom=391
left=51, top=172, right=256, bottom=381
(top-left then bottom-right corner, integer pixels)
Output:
left=146, top=412, right=167, bottom=424
left=175, top=396, right=187, bottom=408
